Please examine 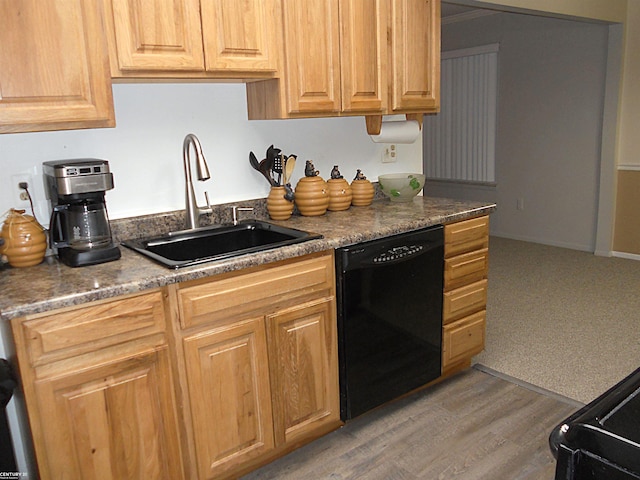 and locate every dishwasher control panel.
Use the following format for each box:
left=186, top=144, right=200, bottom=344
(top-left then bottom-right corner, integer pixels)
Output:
left=373, top=244, right=424, bottom=263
